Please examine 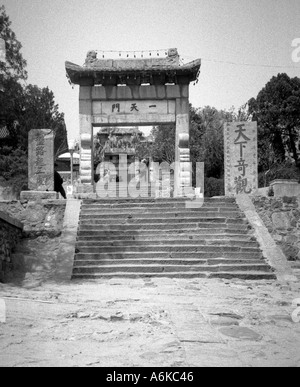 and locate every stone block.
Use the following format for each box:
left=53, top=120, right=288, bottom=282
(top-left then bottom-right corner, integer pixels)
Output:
left=79, top=86, right=92, bottom=100
left=270, top=180, right=300, bottom=197
left=20, top=191, right=57, bottom=201
left=105, top=86, right=117, bottom=100
left=0, top=211, right=23, bottom=230
left=92, top=86, right=107, bottom=100
left=180, top=85, right=189, bottom=98
left=139, top=86, right=157, bottom=99
left=79, top=100, right=92, bottom=115
left=28, top=129, right=54, bottom=191
left=116, top=86, right=133, bottom=100
left=224, top=122, right=258, bottom=197
left=272, top=212, right=291, bottom=230
left=166, top=85, right=181, bottom=99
